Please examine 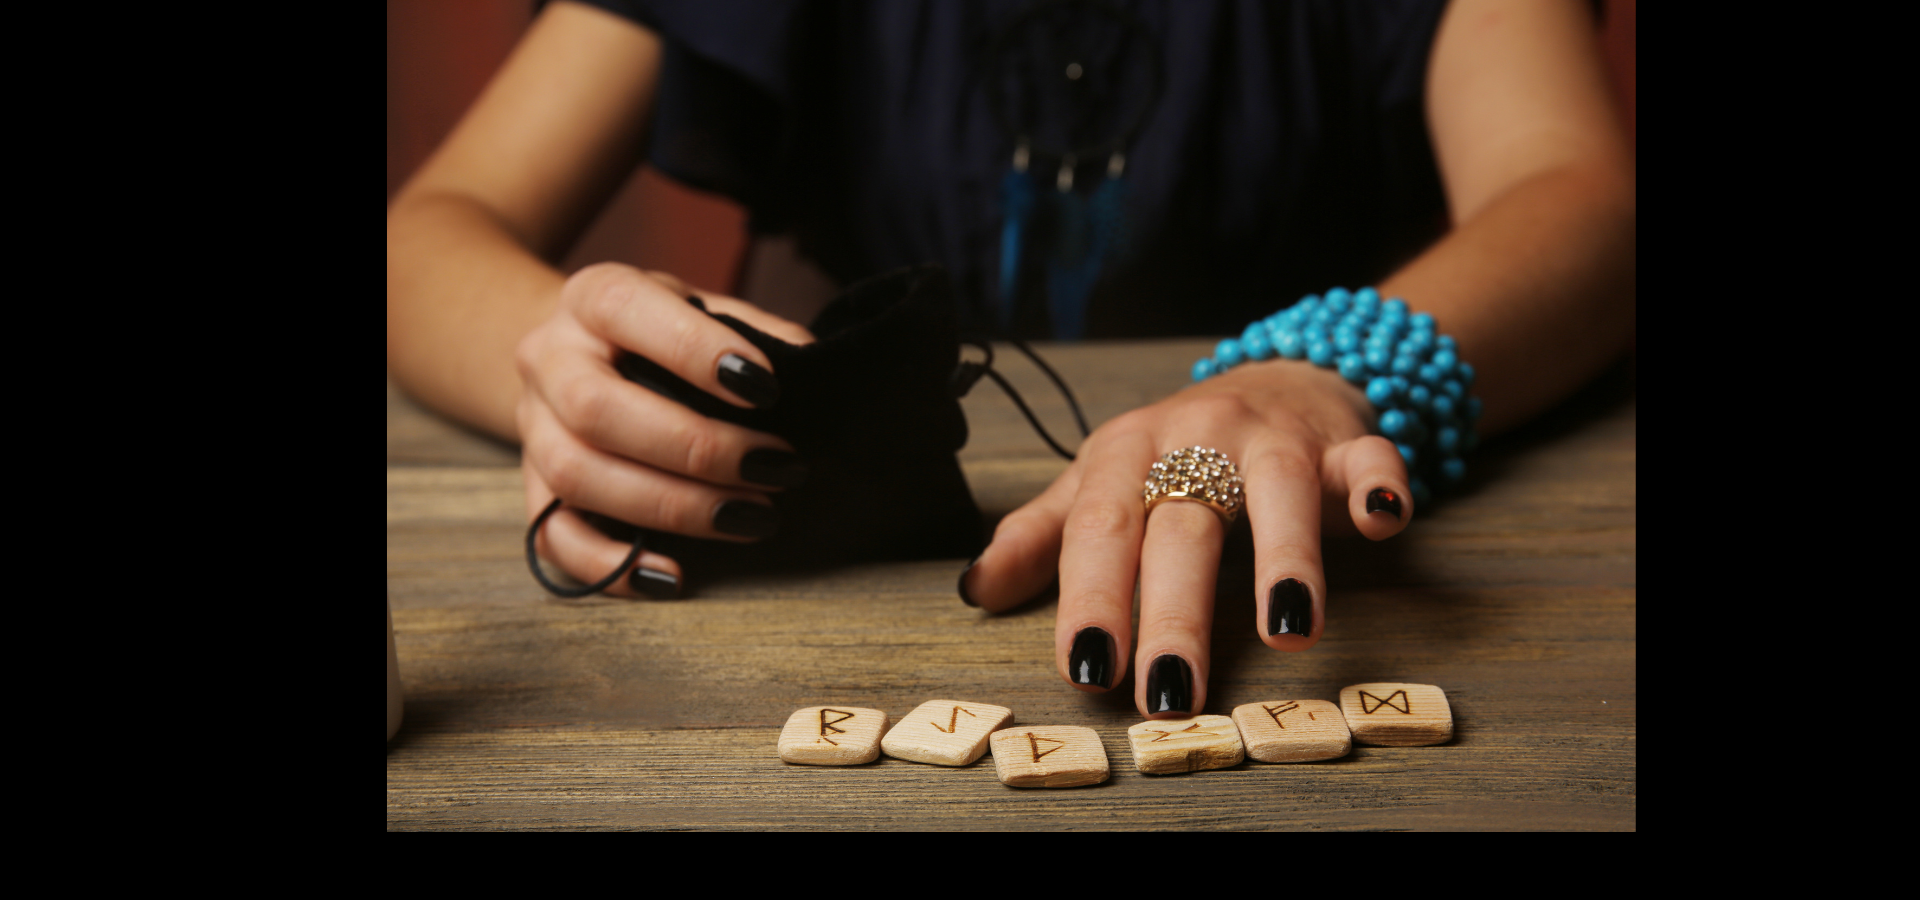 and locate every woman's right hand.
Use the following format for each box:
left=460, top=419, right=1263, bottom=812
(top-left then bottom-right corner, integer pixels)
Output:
left=516, top=262, right=817, bottom=598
